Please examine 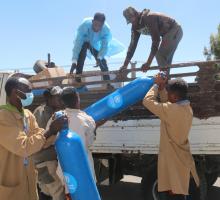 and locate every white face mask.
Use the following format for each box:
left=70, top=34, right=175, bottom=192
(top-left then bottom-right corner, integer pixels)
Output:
left=21, top=92, right=34, bottom=107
